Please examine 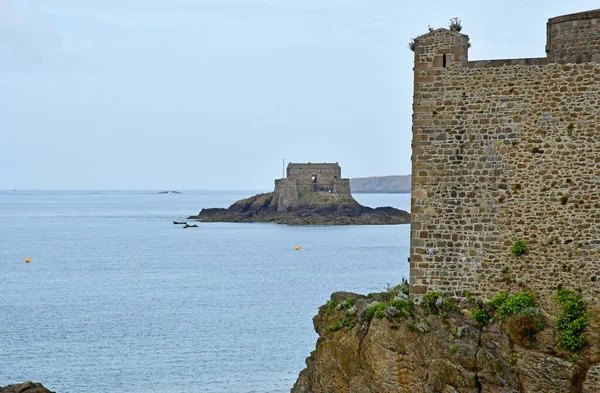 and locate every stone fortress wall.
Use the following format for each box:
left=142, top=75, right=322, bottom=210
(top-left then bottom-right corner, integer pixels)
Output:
left=275, top=163, right=351, bottom=212
left=409, top=9, right=600, bottom=310
left=287, top=163, right=344, bottom=194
